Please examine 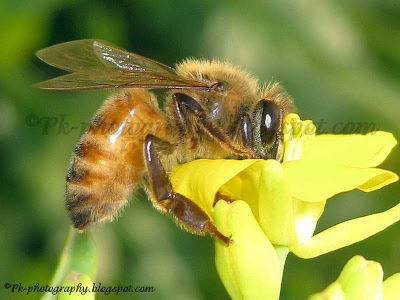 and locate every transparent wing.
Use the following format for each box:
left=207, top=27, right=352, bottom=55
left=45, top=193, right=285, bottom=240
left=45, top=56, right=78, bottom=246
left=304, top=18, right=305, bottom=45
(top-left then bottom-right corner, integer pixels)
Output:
left=34, top=39, right=210, bottom=90
left=36, top=39, right=110, bottom=72
left=92, top=40, right=176, bottom=74
left=33, top=67, right=210, bottom=90
left=35, top=39, right=175, bottom=73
